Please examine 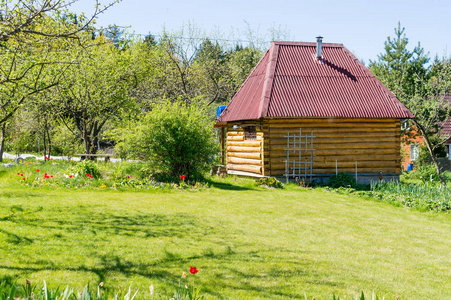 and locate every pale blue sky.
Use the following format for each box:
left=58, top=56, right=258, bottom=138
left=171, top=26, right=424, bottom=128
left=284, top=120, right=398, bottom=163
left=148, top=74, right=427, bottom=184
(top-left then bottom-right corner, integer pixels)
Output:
left=70, top=0, right=451, bottom=64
